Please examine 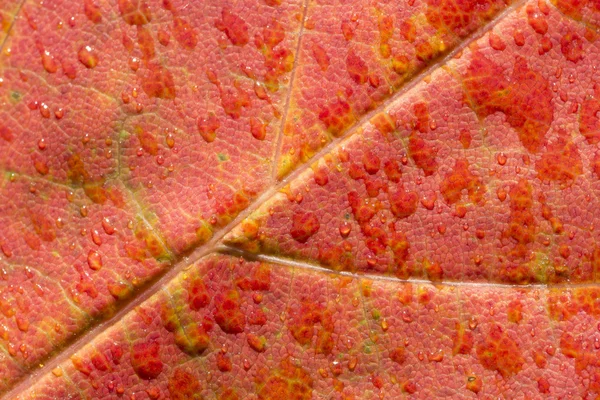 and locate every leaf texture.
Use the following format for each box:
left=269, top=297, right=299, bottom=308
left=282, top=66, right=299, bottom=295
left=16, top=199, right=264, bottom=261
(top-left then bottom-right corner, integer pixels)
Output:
left=0, top=0, right=599, bottom=398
